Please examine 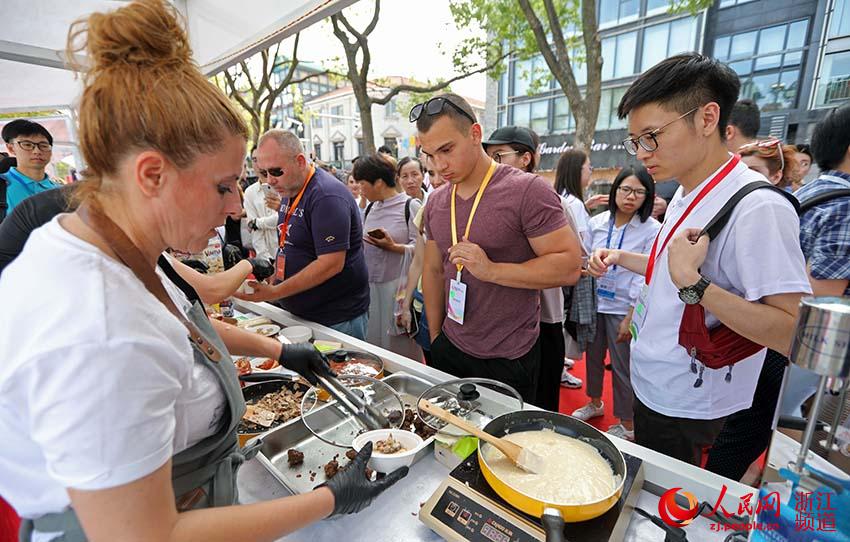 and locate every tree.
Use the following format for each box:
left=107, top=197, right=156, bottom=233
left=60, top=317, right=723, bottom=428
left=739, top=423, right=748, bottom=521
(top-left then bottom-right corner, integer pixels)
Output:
left=329, top=0, right=510, bottom=154
left=451, top=0, right=712, bottom=151
left=215, top=33, right=333, bottom=148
